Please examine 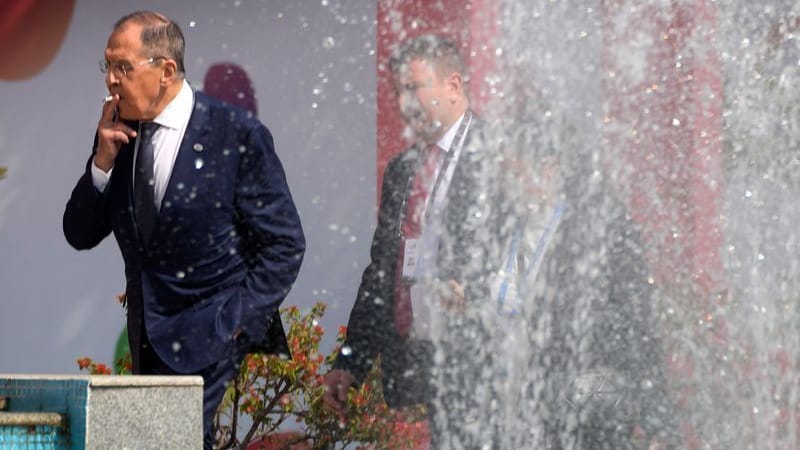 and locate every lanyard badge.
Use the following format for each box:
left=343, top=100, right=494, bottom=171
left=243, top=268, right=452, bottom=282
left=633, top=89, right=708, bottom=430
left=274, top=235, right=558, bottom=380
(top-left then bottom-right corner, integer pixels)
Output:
left=401, top=238, right=420, bottom=282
